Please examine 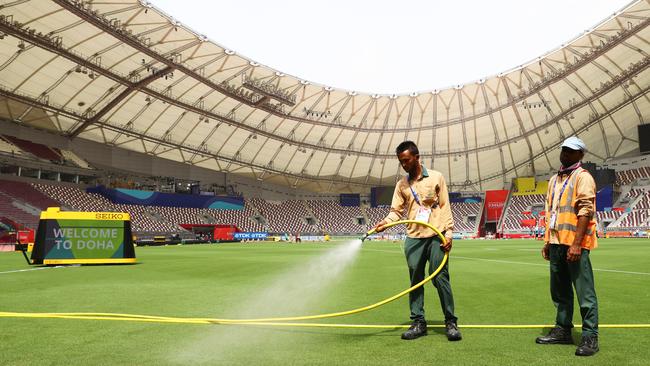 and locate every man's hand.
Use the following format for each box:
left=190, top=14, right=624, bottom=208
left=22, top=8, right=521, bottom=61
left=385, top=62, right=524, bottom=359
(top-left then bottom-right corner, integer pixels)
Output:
left=441, top=236, right=453, bottom=252
left=373, top=220, right=388, bottom=233
left=566, top=244, right=582, bottom=262
left=541, top=243, right=550, bottom=261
